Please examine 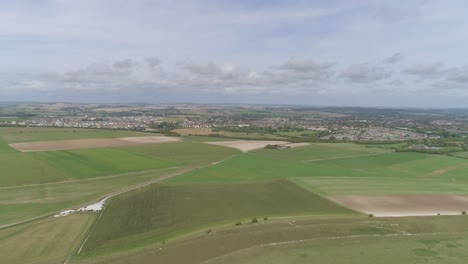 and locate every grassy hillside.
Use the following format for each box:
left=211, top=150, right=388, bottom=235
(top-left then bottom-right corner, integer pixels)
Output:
left=253, top=143, right=389, bottom=161
left=0, top=139, right=14, bottom=153
left=0, top=152, right=69, bottom=186
left=32, top=148, right=178, bottom=179
left=0, top=167, right=184, bottom=226
left=211, top=230, right=468, bottom=264
left=125, top=142, right=240, bottom=166
left=80, top=216, right=468, bottom=264
left=79, top=180, right=354, bottom=257
left=170, top=144, right=468, bottom=184
left=0, top=214, right=95, bottom=264
left=293, top=177, right=468, bottom=196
